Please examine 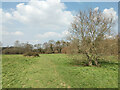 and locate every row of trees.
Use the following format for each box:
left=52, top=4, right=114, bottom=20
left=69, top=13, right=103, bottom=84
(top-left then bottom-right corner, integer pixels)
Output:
left=2, top=33, right=118, bottom=56
left=2, top=40, right=70, bottom=54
